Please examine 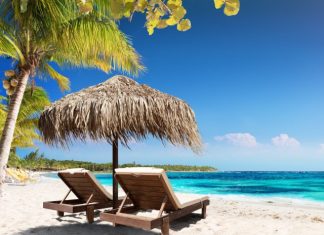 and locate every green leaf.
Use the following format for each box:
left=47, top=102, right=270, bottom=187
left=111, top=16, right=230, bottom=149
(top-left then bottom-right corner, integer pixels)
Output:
left=167, top=0, right=182, bottom=10
left=214, top=0, right=225, bottom=9
left=135, top=0, right=147, bottom=12
left=147, top=26, right=154, bottom=35
left=214, top=0, right=240, bottom=16
left=157, top=20, right=168, bottom=29
left=109, top=0, right=125, bottom=19
left=177, top=19, right=191, bottom=32
left=224, top=0, right=240, bottom=16
left=166, top=16, right=178, bottom=26
left=172, top=6, right=186, bottom=21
